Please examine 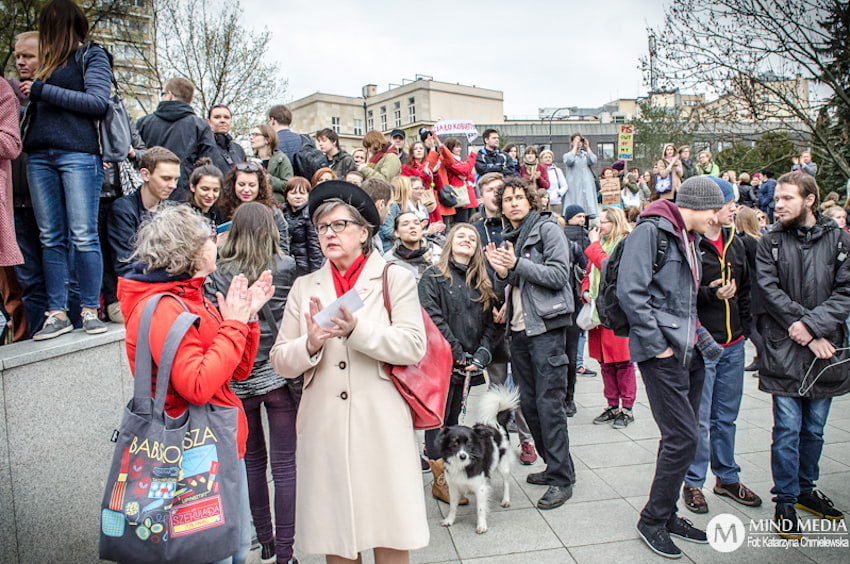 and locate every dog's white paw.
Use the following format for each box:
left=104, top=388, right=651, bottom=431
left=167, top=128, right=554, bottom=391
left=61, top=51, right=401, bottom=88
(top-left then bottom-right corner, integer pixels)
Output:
left=500, top=500, right=511, bottom=508
left=440, top=518, right=454, bottom=528
left=476, top=524, right=488, bottom=534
